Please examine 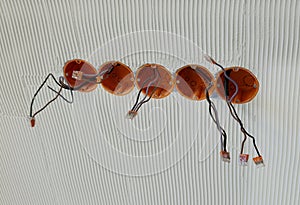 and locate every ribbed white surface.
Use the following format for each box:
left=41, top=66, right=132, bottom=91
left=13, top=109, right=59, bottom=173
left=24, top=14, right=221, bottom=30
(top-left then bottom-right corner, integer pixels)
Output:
left=1, top=0, right=300, bottom=204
